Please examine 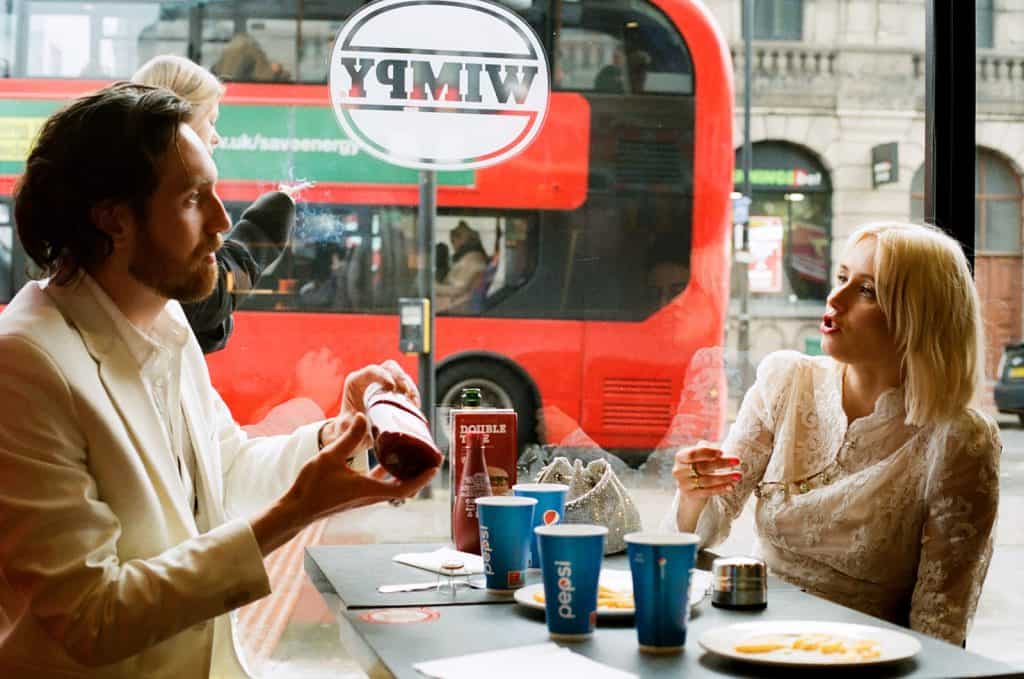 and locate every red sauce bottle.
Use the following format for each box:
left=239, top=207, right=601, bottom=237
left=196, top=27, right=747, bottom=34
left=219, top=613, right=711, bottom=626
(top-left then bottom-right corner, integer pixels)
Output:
left=453, top=433, right=492, bottom=554
left=363, top=384, right=443, bottom=480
